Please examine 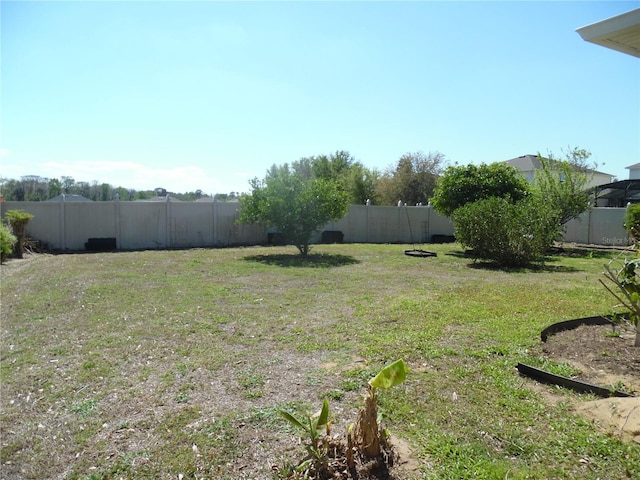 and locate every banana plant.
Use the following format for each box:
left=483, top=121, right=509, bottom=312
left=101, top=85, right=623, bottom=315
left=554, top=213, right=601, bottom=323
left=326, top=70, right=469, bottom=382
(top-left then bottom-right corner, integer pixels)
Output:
left=349, top=359, right=409, bottom=461
left=279, top=398, right=330, bottom=460
left=369, top=358, right=408, bottom=391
